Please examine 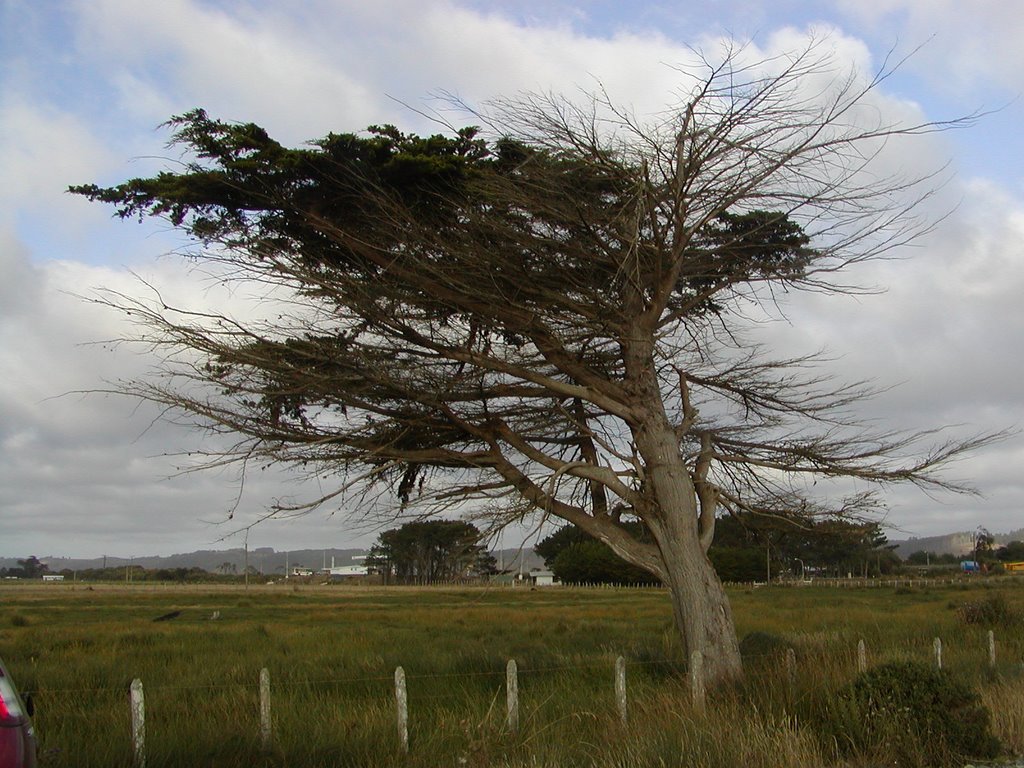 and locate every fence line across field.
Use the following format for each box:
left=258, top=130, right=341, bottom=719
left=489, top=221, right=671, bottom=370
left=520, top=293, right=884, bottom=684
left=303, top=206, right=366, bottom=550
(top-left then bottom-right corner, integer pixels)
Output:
left=121, top=630, right=1003, bottom=765
left=38, top=656, right=690, bottom=696
left=17, top=576, right=995, bottom=595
